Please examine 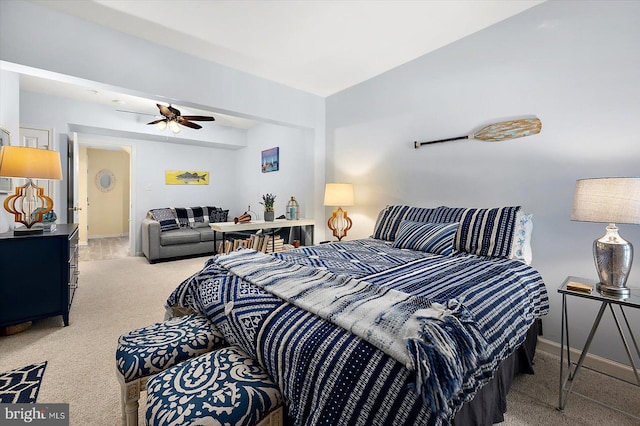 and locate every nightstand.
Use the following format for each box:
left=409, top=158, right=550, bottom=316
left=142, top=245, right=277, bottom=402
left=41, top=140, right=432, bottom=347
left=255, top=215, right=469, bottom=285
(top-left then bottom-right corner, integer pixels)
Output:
left=557, top=276, right=639, bottom=418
